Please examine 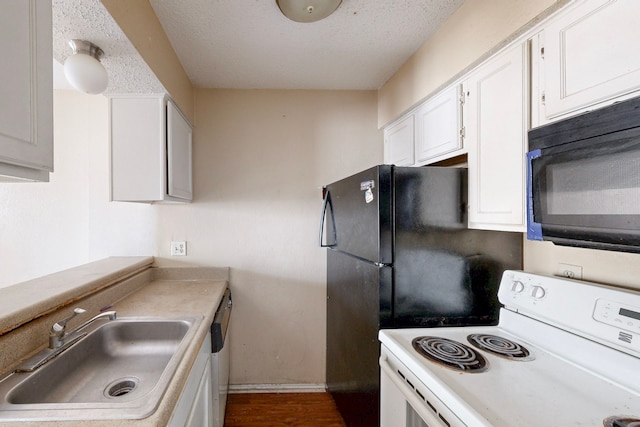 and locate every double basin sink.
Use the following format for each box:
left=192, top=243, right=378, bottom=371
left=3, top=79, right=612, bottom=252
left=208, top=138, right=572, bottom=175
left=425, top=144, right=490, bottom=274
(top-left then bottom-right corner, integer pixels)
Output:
left=0, top=315, right=202, bottom=421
